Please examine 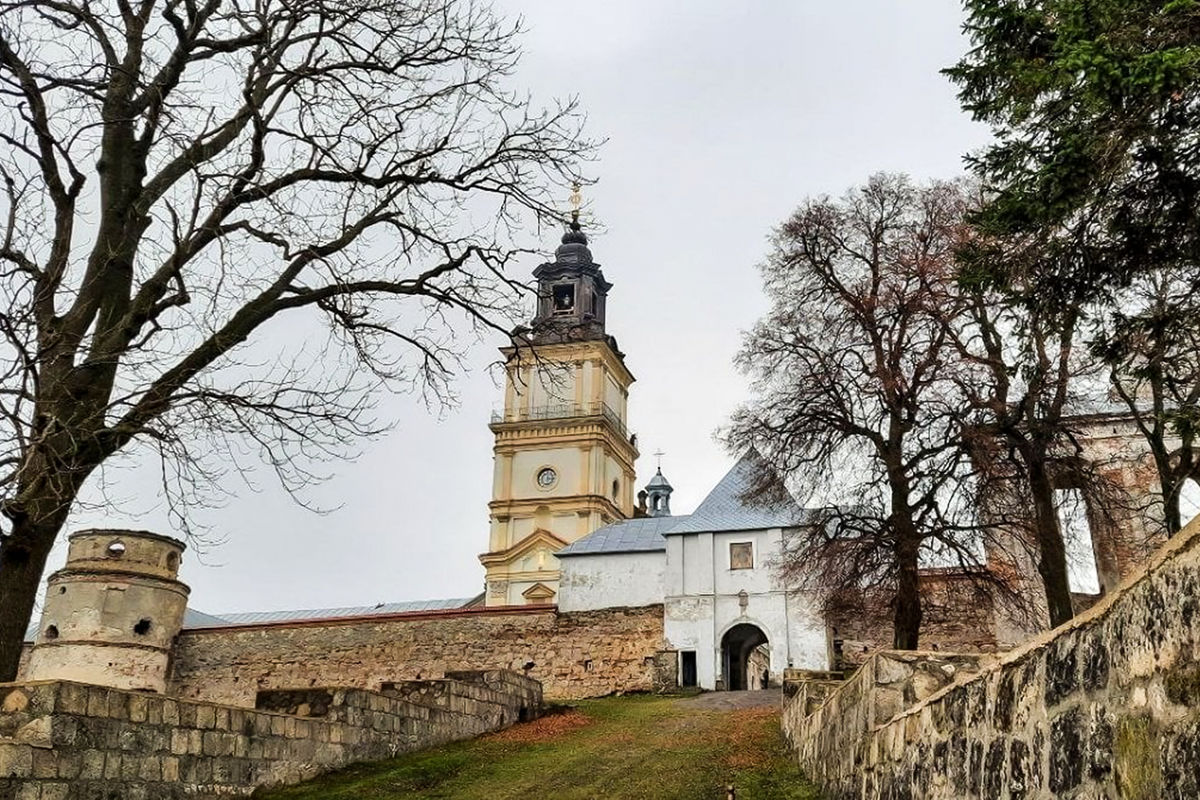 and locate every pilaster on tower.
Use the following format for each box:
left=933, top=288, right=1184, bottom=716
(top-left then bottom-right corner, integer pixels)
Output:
left=480, top=220, right=639, bottom=607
